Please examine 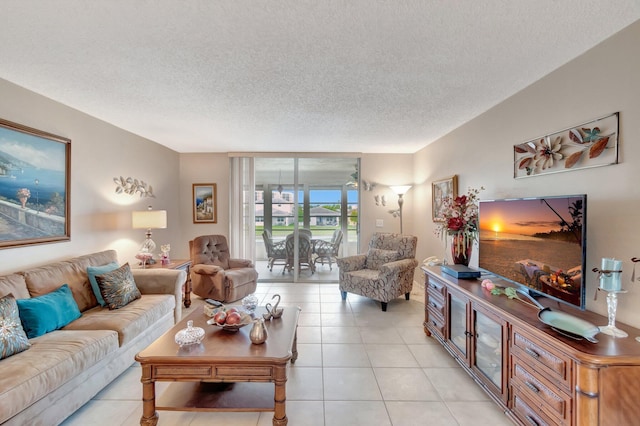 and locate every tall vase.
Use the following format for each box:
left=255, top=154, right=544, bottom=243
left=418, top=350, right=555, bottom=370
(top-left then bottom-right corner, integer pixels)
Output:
left=450, top=233, right=472, bottom=266
left=19, top=197, right=27, bottom=209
